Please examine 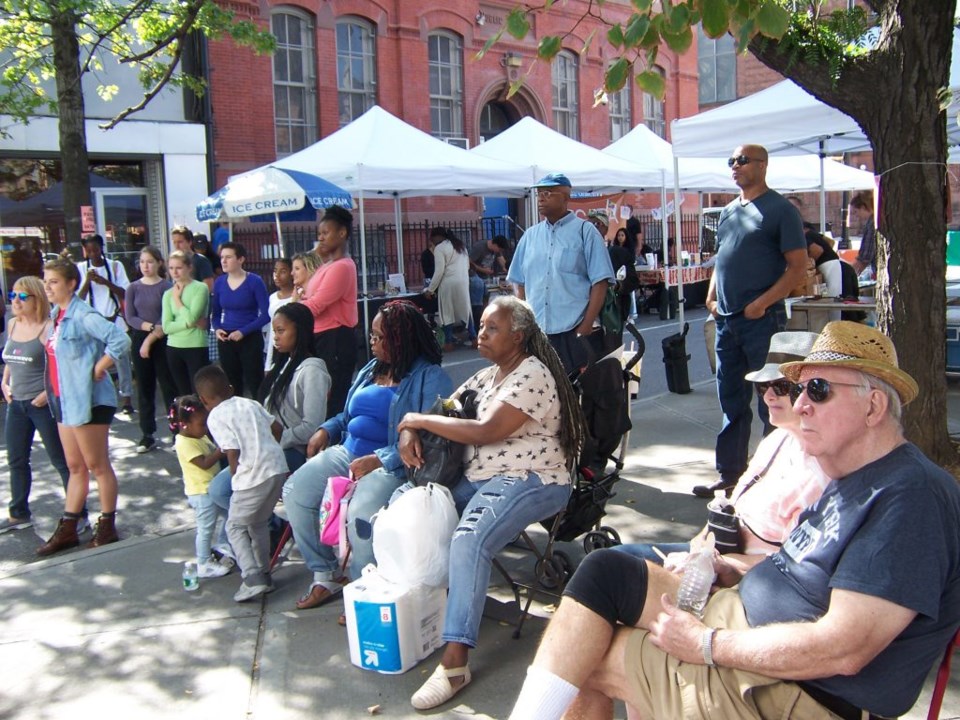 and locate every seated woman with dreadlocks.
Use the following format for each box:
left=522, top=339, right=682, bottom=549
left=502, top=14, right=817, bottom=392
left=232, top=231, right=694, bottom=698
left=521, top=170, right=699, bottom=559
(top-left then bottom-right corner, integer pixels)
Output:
left=258, top=302, right=331, bottom=474
left=285, top=299, right=452, bottom=610
left=397, top=294, right=586, bottom=711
